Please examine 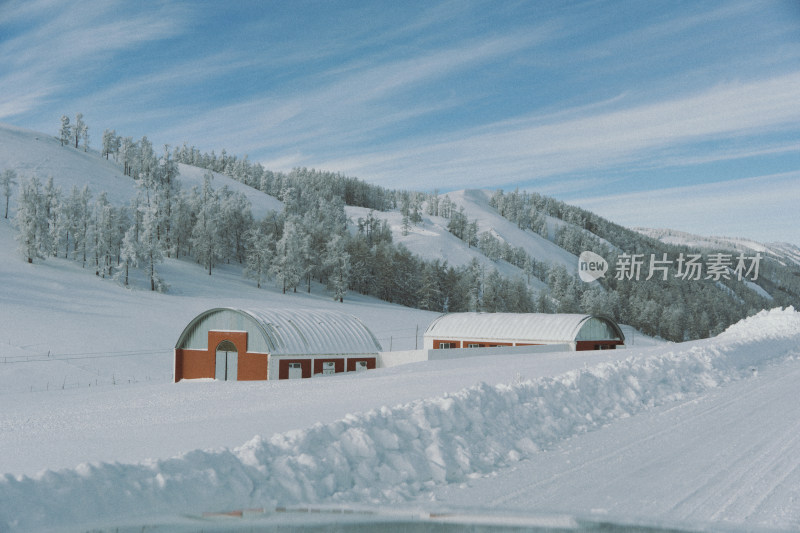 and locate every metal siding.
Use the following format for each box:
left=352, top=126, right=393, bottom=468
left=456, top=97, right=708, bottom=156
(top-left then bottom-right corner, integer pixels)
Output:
left=575, top=317, right=624, bottom=341
left=424, top=313, right=624, bottom=345
left=244, top=308, right=381, bottom=356
left=176, top=308, right=382, bottom=356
